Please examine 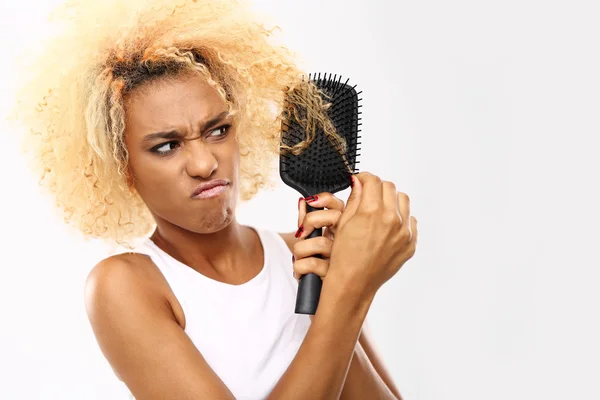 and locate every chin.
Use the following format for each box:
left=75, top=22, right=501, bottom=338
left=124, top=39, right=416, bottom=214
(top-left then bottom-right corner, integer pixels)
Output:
left=188, top=204, right=236, bottom=234
left=149, top=186, right=238, bottom=234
